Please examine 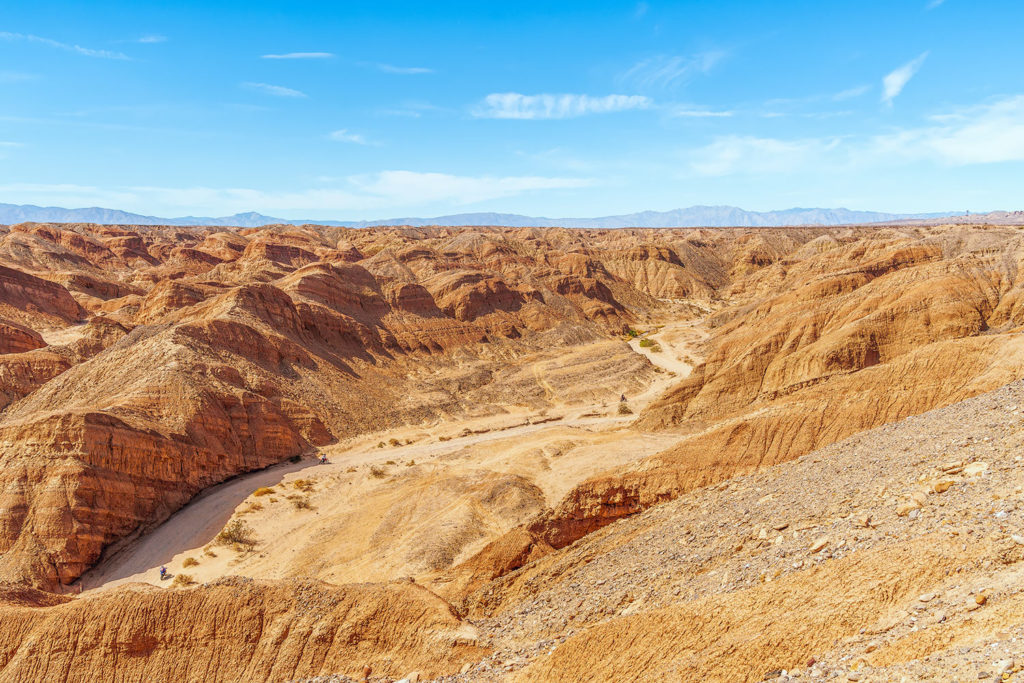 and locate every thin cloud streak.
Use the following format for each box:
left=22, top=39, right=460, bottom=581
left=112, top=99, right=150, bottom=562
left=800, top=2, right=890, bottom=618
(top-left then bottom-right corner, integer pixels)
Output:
left=328, top=129, right=370, bottom=145
left=0, top=71, right=36, bottom=83
left=241, top=82, right=308, bottom=98
left=621, top=51, right=726, bottom=90
left=373, top=63, right=434, bottom=74
left=0, top=32, right=130, bottom=59
left=474, top=93, right=652, bottom=119
left=882, top=52, right=929, bottom=104
left=668, top=106, right=734, bottom=118
left=262, top=52, right=334, bottom=59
